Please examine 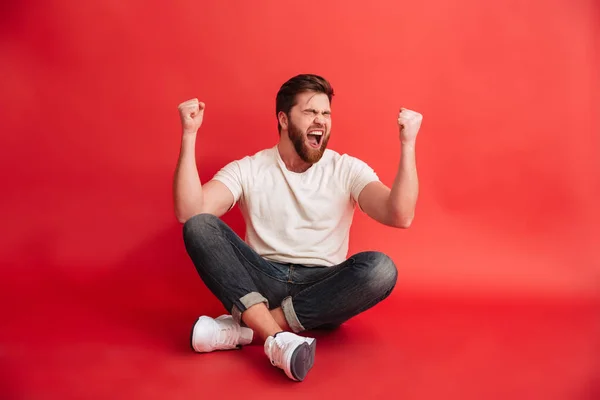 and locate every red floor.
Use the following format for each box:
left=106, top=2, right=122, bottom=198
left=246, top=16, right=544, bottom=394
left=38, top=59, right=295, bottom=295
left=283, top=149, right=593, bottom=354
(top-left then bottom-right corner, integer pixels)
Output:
left=2, top=214, right=599, bottom=399
left=2, top=281, right=598, bottom=399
